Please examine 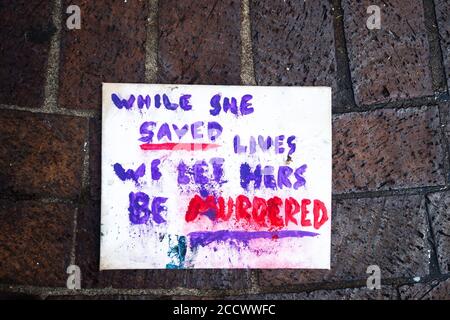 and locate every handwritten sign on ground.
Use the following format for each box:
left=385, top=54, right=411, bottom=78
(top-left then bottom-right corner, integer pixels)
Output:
left=100, top=83, right=331, bottom=269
